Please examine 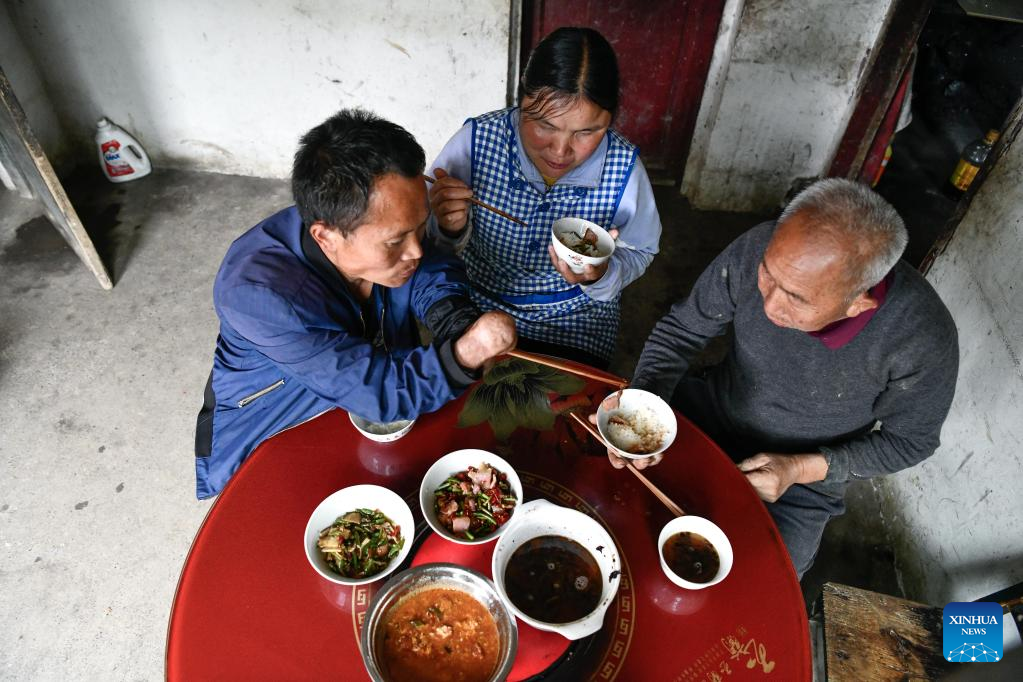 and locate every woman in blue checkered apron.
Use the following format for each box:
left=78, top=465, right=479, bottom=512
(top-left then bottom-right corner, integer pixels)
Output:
left=428, top=27, right=662, bottom=369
